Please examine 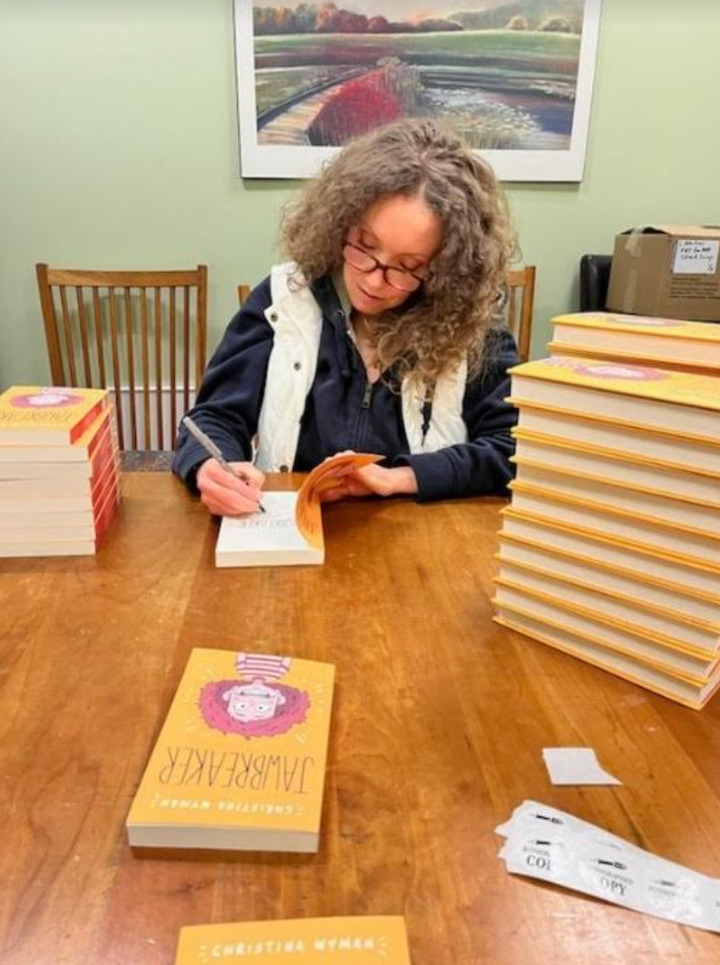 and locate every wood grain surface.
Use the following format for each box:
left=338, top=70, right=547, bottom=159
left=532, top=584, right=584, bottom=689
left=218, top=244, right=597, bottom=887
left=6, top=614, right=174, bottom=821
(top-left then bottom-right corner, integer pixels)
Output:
left=1, top=473, right=720, bottom=964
